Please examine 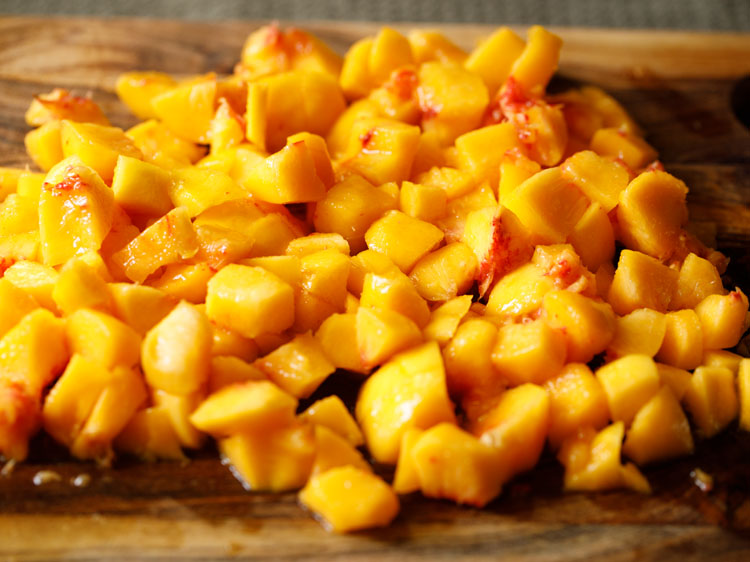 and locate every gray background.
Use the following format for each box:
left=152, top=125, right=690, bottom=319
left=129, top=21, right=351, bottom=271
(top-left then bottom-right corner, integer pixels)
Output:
left=1, top=0, right=749, bottom=30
